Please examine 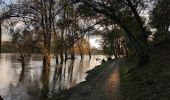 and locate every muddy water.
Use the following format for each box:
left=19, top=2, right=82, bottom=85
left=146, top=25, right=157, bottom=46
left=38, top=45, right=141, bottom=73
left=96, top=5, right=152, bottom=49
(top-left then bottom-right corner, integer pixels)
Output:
left=0, top=53, right=105, bottom=100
